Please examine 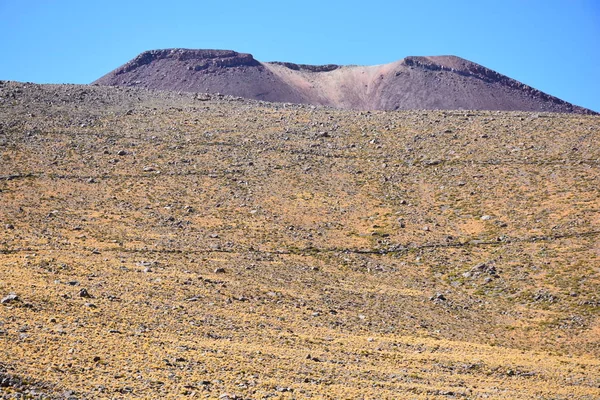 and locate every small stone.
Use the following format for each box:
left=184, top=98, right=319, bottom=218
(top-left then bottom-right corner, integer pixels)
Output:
left=430, top=293, right=446, bottom=301
left=1, top=294, right=19, bottom=304
left=117, top=150, right=128, bottom=156
left=79, top=288, right=93, bottom=298
left=5, top=224, right=14, bottom=230
left=84, top=303, right=97, bottom=308
left=481, top=215, right=492, bottom=221
left=214, top=268, right=225, bottom=274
